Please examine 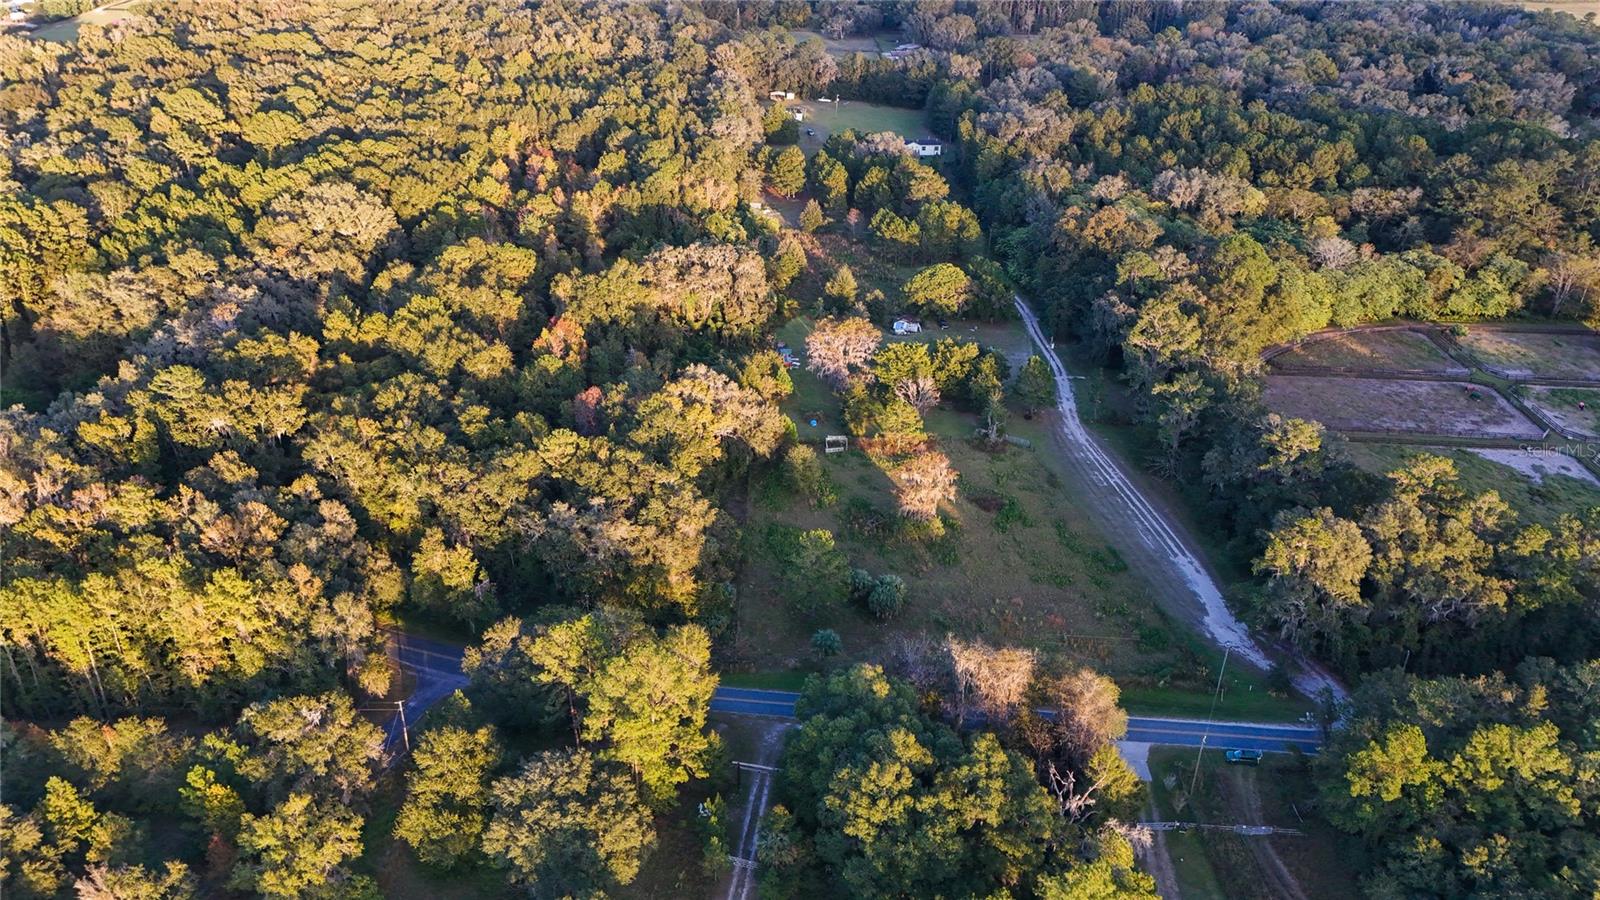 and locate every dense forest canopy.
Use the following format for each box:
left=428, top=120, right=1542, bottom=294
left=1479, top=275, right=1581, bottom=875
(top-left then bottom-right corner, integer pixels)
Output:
left=1, top=0, right=1599, bottom=897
